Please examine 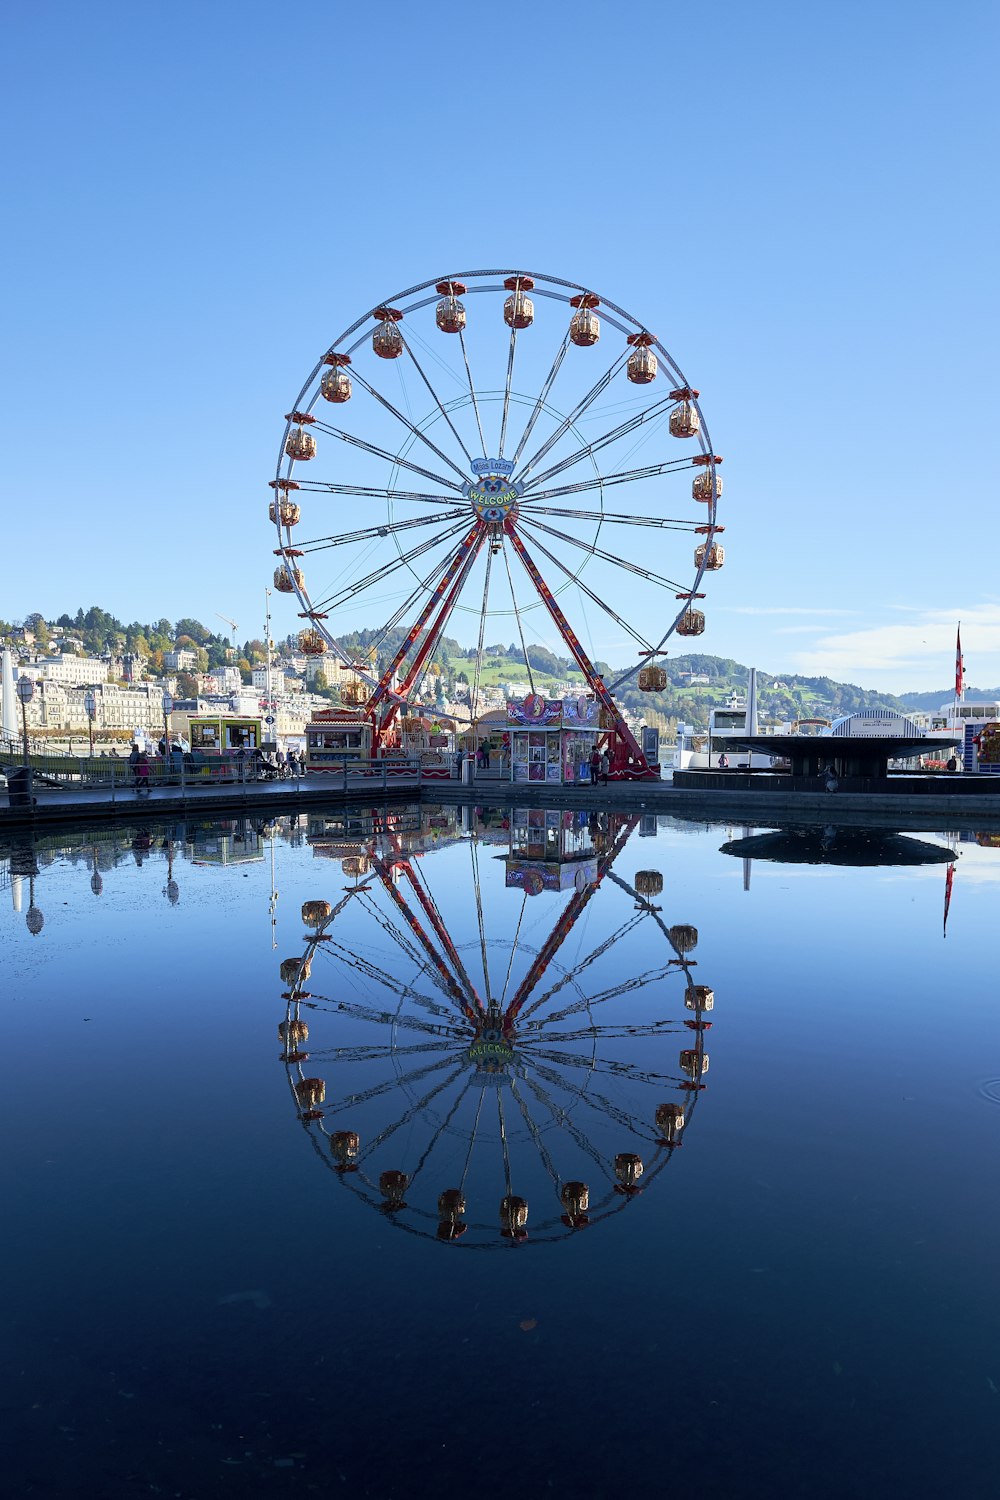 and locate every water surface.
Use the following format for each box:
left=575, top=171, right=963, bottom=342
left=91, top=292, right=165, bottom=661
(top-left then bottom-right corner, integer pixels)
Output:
left=3, top=805, right=999, bottom=1497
